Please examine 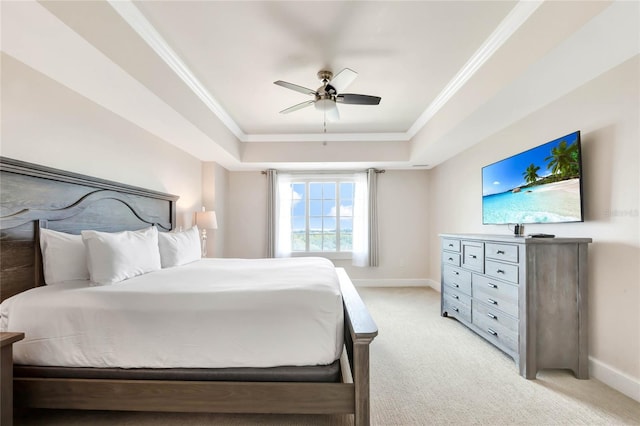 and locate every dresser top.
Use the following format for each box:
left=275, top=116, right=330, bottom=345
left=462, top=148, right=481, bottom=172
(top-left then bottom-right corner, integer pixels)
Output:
left=439, top=233, right=592, bottom=244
